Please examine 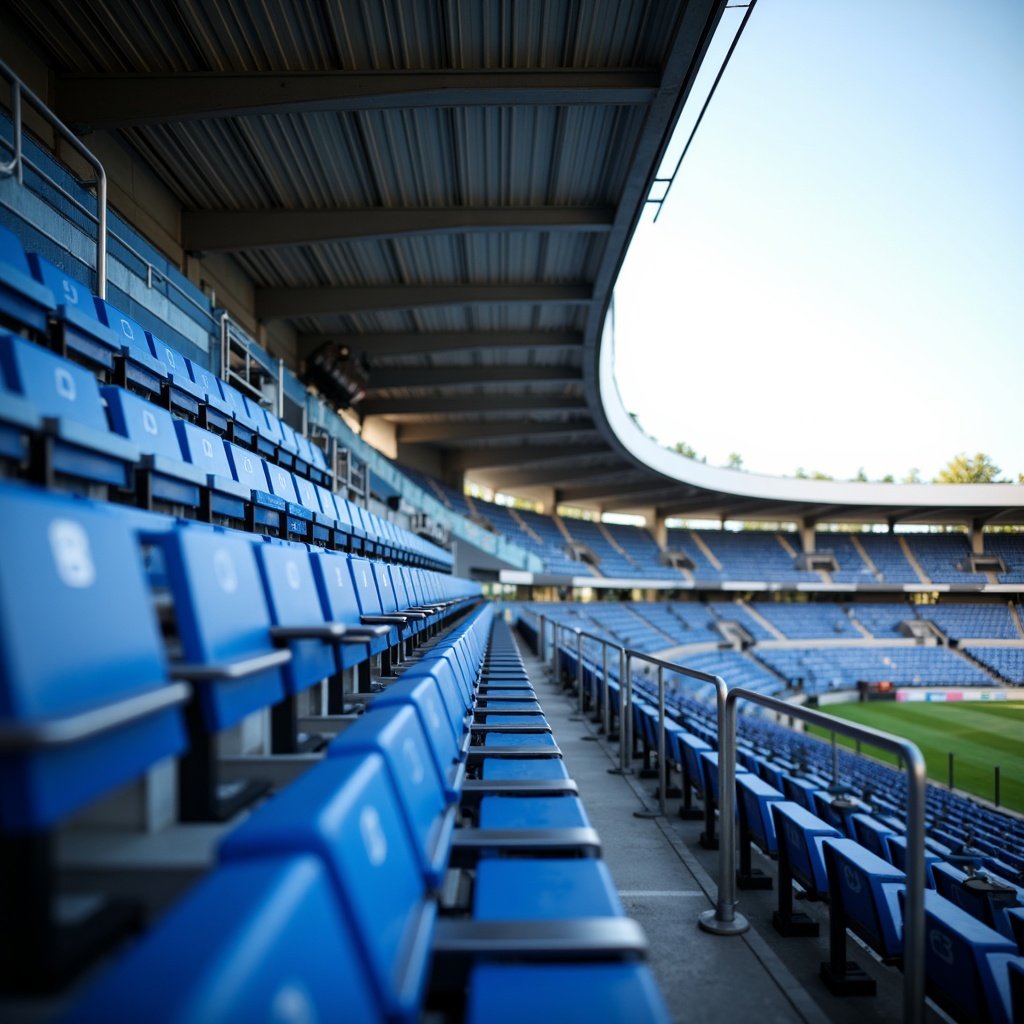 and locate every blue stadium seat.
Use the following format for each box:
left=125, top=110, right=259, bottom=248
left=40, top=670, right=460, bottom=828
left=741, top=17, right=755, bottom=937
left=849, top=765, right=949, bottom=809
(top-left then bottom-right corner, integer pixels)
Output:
left=102, top=385, right=205, bottom=511
left=914, top=889, right=1017, bottom=1024
left=27, top=254, right=120, bottom=374
left=0, top=484, right=188, bottom=988
left=145, top=526, right=290, bottom=820
left=821, top=837, right=905, bottom=994
left=219, top=752, right=436, bottom=1024
left=465, top=962, right=672, bottom=1024
left=770, top=801, right=842, bottom=936
left=261, top=459, right=315, bottom=543
left=64, top=855, right=377, bottom=1024
left=172, top=419, right=250, bottom=524
left=0, top=332, right=137, bottom=490
left=736, top=773, right=785, bottom=888
left=92, top=298, right=175, bottom=404
left=223, top=440, right=287, bottom=535
left=64, top=851, right=376, bottom=1024
left=251, top=540, right=346, bottom=752
left=0, top=362, right=40, bottom=470
left=0, top=224, right=55, bottom=336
